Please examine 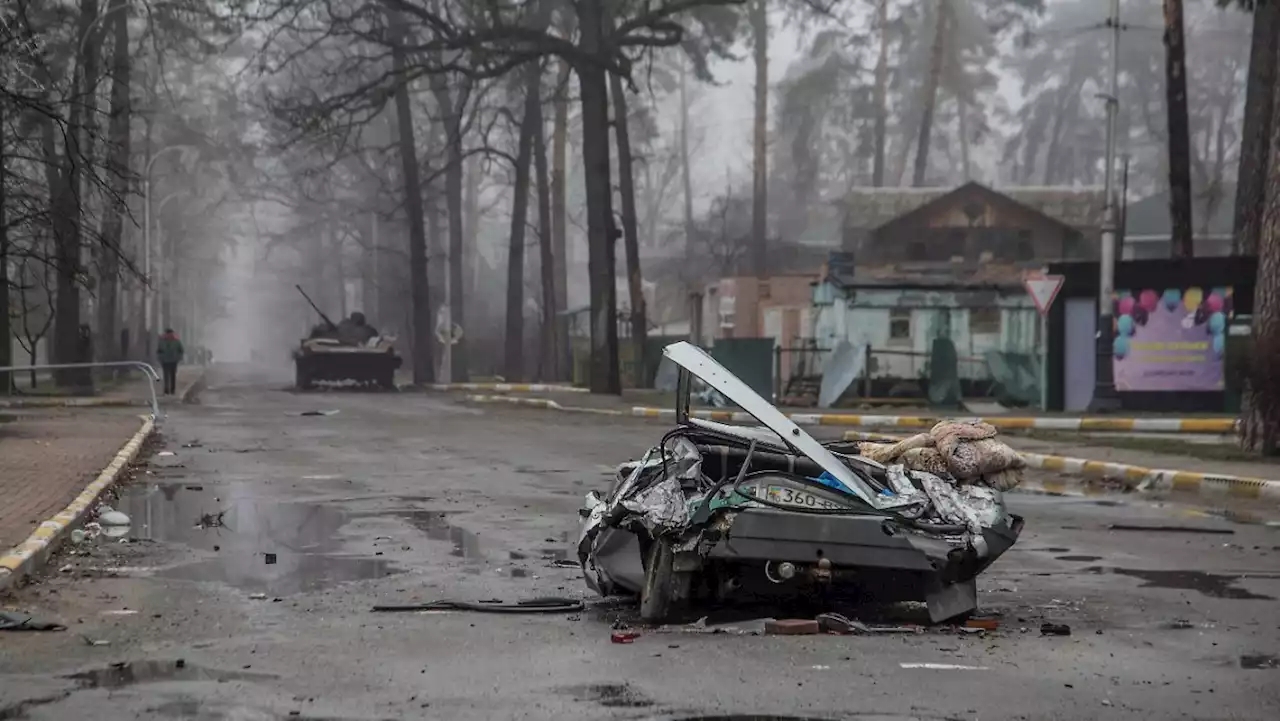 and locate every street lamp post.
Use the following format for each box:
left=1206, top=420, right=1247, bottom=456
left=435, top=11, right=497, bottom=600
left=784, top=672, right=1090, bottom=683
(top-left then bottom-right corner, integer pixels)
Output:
left=154, top=189, right=191, bottom=336
left=143, top=145, right=196, bottom=359
left=1089, top=0, right=1123, bottom=413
